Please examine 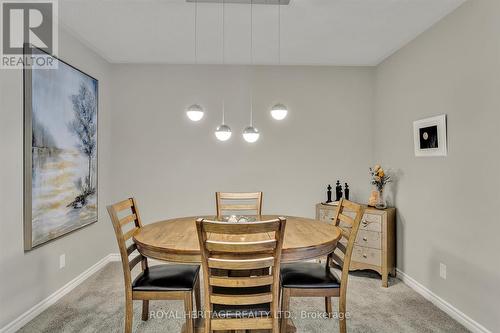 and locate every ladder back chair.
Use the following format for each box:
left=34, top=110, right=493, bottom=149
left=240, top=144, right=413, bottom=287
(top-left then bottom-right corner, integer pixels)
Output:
left=196, top=217, right=287, bottom=332
left=107, top=198, right=201, bottom=333
left=215, top=192, right=263, bottom=218
left=280, top=199, right=365, bottom=333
